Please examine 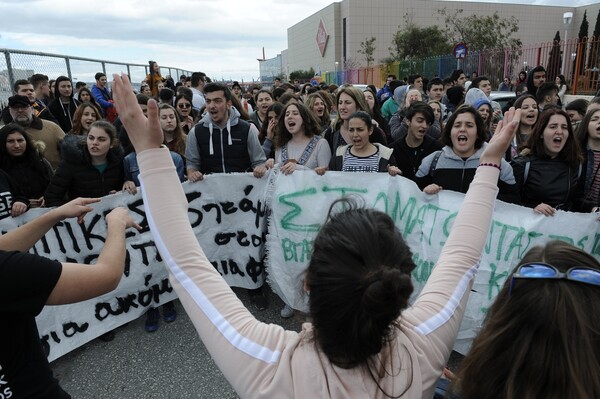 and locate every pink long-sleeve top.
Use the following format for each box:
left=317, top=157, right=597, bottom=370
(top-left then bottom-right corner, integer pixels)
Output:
left=137, top=147, right=499, bottom=398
